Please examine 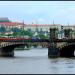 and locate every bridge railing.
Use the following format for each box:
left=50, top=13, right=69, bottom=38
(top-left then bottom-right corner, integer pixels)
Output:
left=0, top=37, right=75, bottom=43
